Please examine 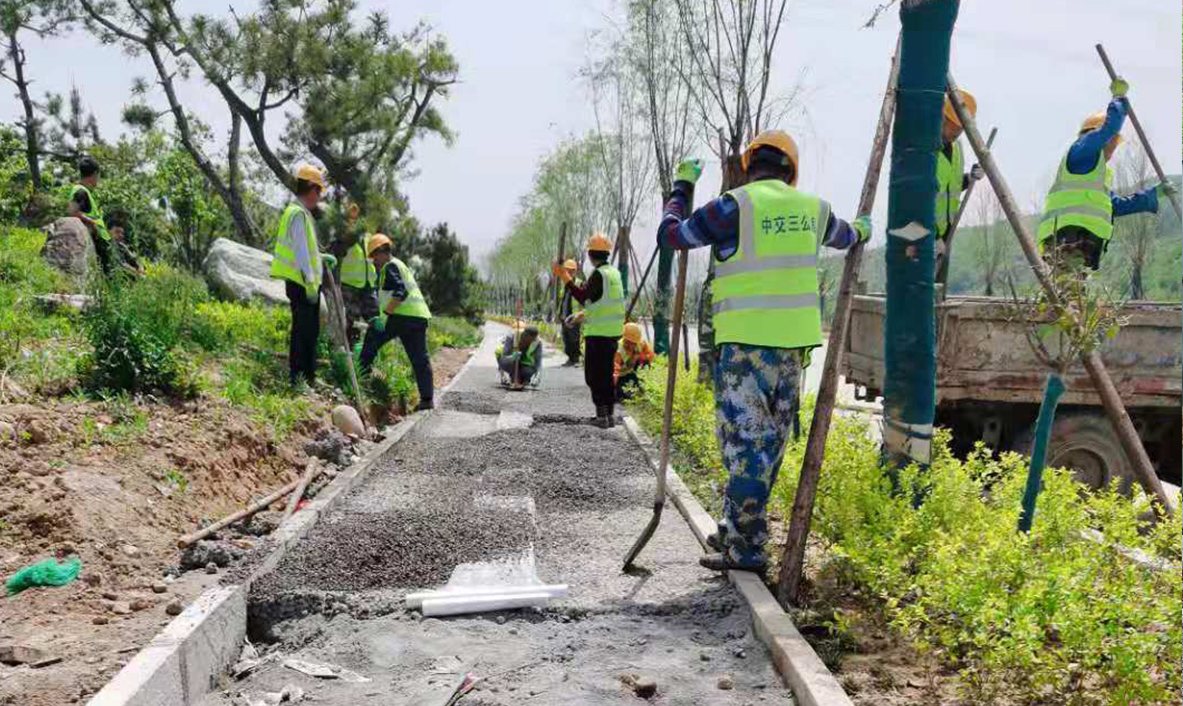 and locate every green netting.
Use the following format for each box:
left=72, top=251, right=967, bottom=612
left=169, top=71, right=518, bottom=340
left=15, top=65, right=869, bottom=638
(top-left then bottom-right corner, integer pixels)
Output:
left=6, top=557, right=82, bottom=596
